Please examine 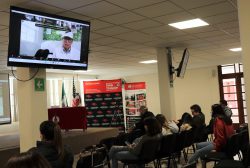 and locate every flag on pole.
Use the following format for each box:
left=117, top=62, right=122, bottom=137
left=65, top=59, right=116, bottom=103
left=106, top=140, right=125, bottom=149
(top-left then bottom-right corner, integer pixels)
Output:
left=72, top=77, right=76, bottom=98
left=61, top=82, right=68, bottom=107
